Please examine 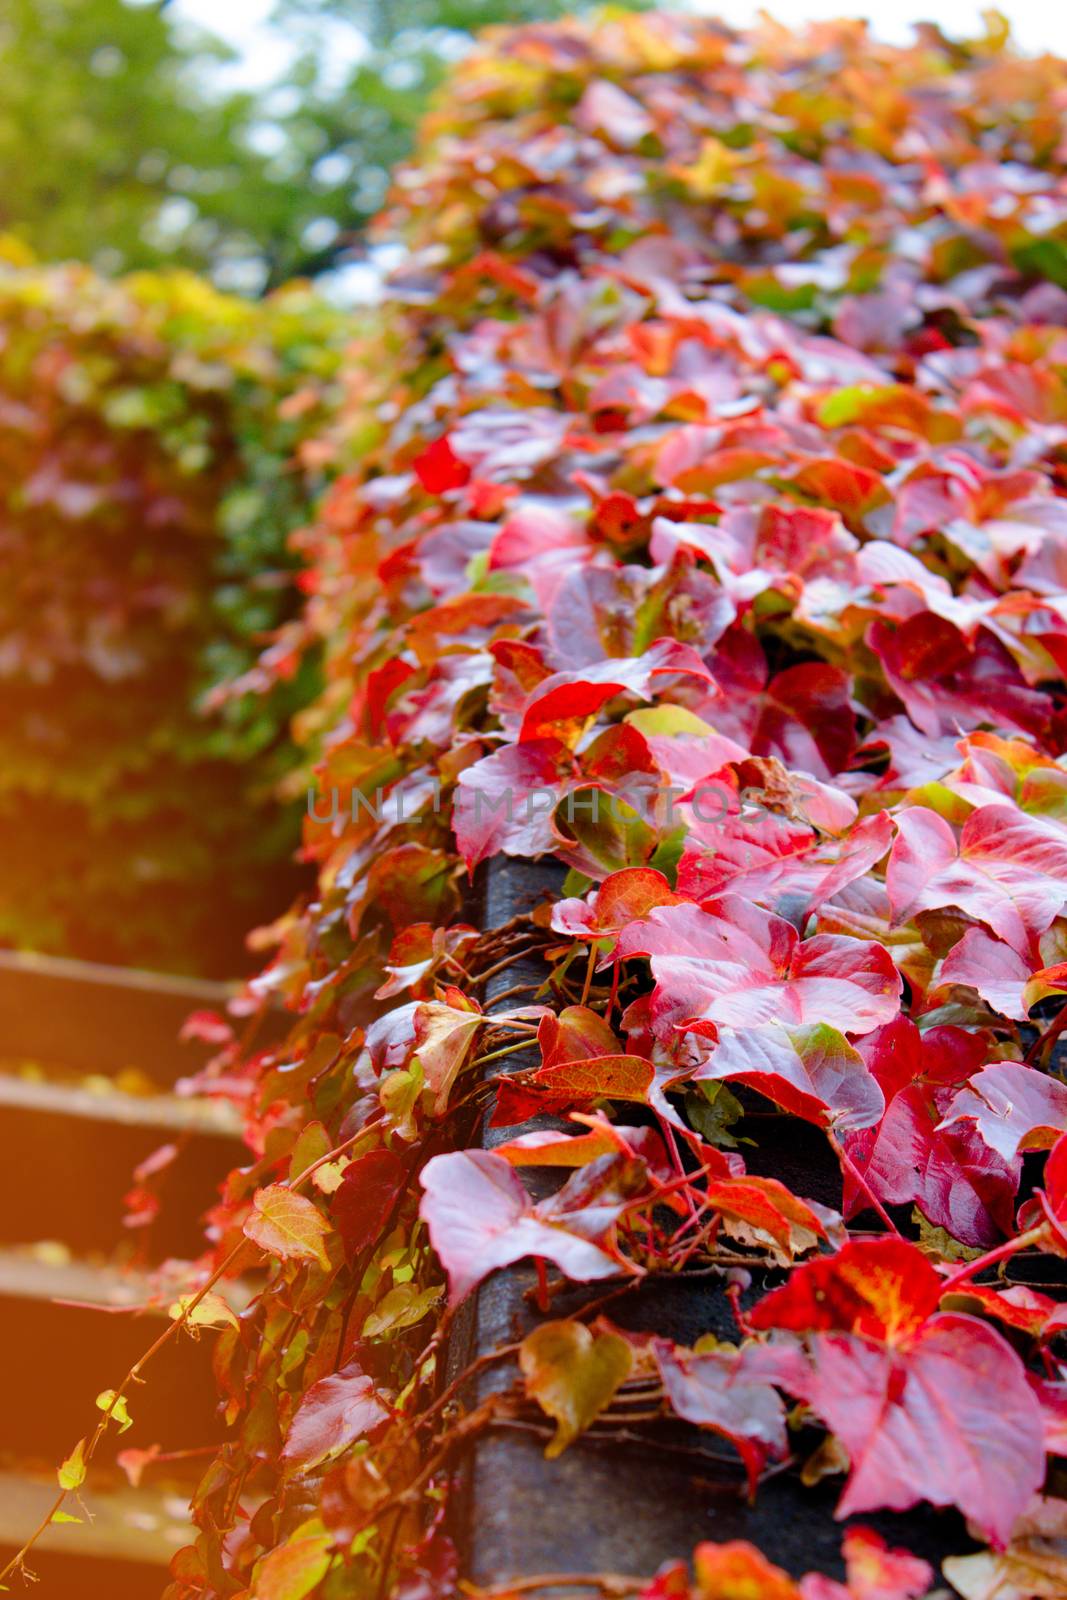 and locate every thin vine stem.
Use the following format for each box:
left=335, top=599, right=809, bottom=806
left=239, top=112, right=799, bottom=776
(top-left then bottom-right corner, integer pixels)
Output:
left=826, top=1128, right=901, bottom=1237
